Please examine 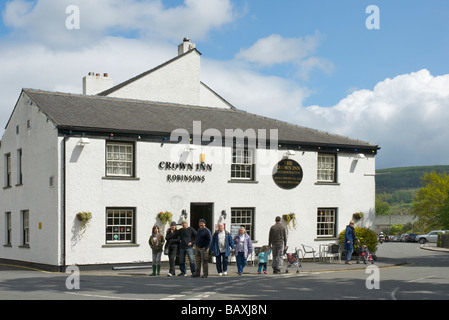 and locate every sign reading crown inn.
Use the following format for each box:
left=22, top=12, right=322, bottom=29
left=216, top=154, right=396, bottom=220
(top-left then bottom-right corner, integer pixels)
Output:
left=272, top=159, right=303, bottom=190
left=158, top=161, right=212, bottom=183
